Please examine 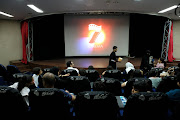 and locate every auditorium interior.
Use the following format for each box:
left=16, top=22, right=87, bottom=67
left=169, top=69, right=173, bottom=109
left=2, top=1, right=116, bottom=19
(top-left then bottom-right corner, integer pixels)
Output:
left=1, top=0, right=180, bottom=119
